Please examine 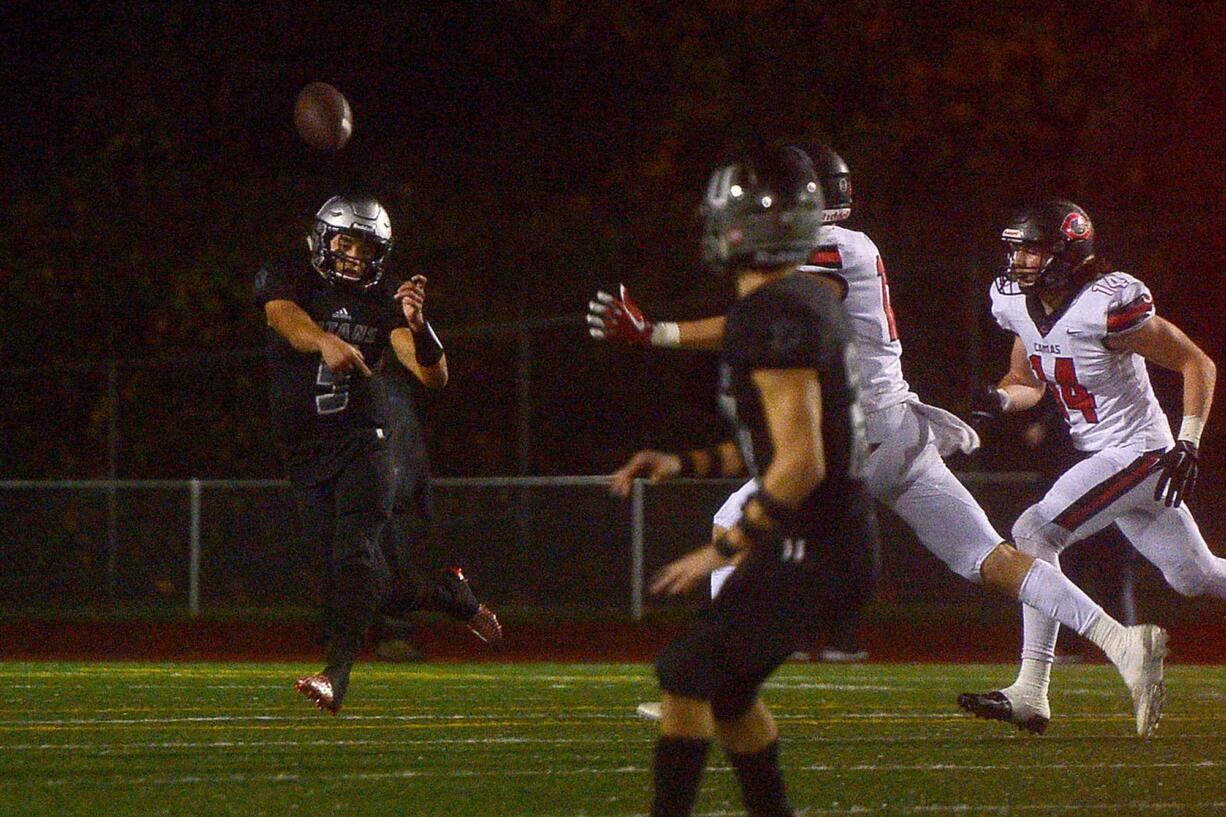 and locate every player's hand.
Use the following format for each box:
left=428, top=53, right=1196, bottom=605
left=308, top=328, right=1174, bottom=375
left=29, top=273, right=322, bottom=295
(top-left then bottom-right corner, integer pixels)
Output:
left=396, top=275, right=428, bottom=331
left=609, top=449, right=682, bottom=499
left=650, top=544, right=742, bottom=596
left=319, top=333, right=372, bottom=377
left=1153, top=440, right=1198, bottom=508
left=587, top=284, right=654, bottom=346
left=970, top=386, right=1008, bottom=426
